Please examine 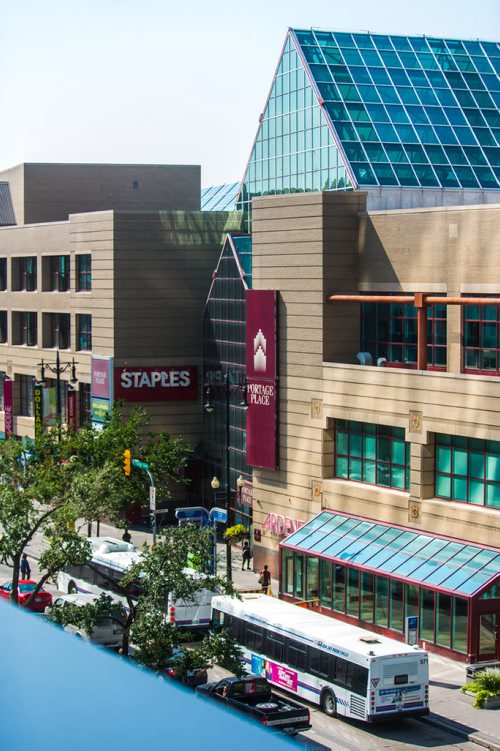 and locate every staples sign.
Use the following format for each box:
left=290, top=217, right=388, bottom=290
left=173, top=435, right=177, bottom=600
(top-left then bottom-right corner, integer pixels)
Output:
left=114, top=366, right=198, bottom=402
